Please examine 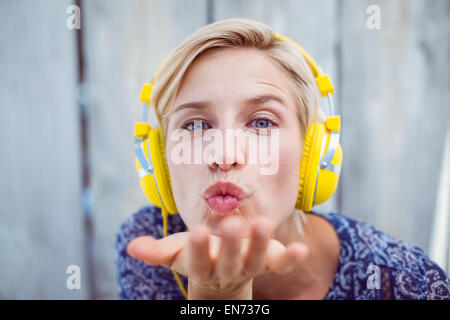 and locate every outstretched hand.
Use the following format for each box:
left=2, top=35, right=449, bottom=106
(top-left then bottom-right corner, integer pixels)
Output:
left=126, top=215, right=309, bottom=299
